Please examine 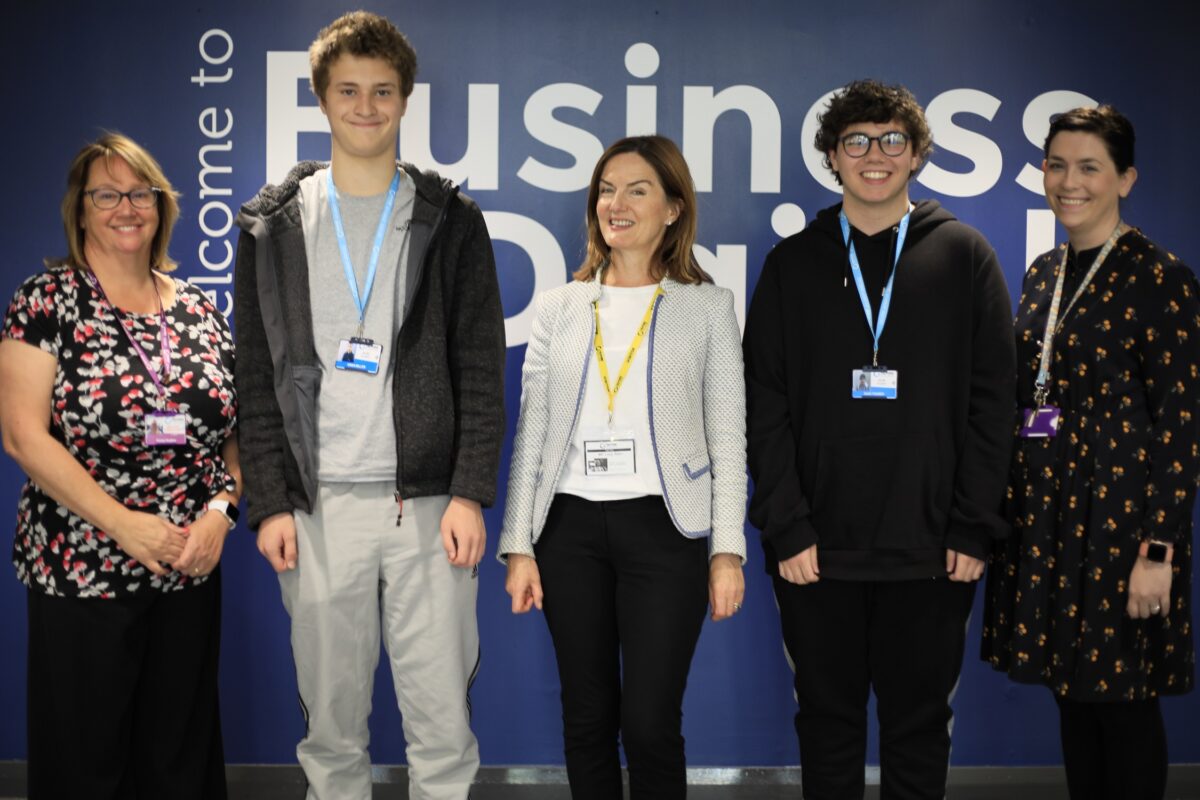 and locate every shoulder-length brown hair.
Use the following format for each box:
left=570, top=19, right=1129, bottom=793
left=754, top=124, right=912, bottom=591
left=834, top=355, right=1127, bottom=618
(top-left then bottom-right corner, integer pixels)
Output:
left=52, top=132, right=181, bottom=273
left=575, top=135, right=711, bottom=285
